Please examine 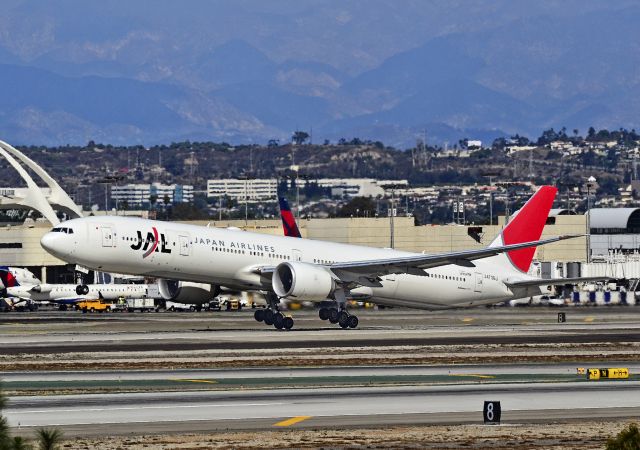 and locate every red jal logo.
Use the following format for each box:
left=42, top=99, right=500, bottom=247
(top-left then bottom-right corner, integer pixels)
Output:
left=130, top=227, right=172, bottom=258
